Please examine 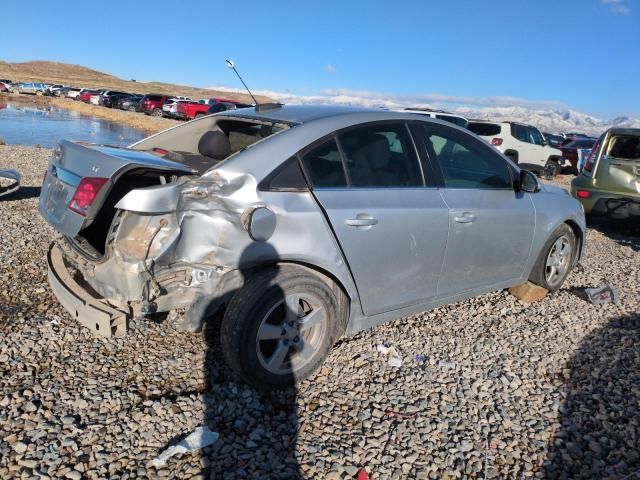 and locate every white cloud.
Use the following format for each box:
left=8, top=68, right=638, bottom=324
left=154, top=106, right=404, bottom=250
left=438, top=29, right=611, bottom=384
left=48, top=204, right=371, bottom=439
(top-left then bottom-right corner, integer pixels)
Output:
left=207, top=84, right=639, bottom=135
left=601, top=0, right=631, bottom=15
left=324, top=64, right=337, bottom=74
